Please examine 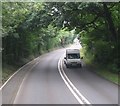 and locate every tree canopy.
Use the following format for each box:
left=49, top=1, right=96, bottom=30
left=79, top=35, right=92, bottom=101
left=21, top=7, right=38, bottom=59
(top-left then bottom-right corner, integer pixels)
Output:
left=2, top=2, right=119, bottom=73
